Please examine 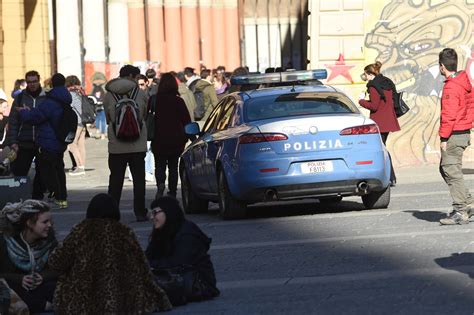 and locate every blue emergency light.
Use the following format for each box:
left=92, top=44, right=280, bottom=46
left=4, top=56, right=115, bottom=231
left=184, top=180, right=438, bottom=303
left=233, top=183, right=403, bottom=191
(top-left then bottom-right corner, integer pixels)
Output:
left=230, top=69, right=327, bottom=85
